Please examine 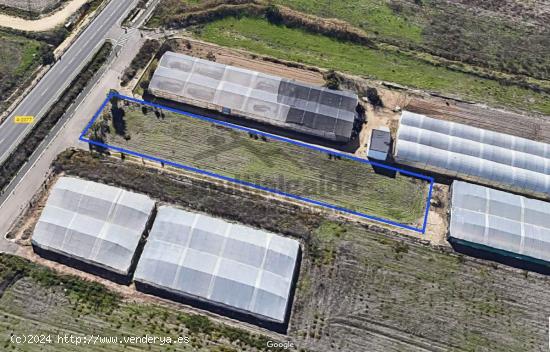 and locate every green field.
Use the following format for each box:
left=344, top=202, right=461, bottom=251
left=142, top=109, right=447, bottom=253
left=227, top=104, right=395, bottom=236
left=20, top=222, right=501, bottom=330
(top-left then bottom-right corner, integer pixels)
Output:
left=0, top=30, right=45, bottom=108
left=273, top=0, right=550, bottom=80
left=193, top=17, right=550, bottom=115
left=275, top=0, right=423, bottom=44
left=90, top=100, right=429, bottom=225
